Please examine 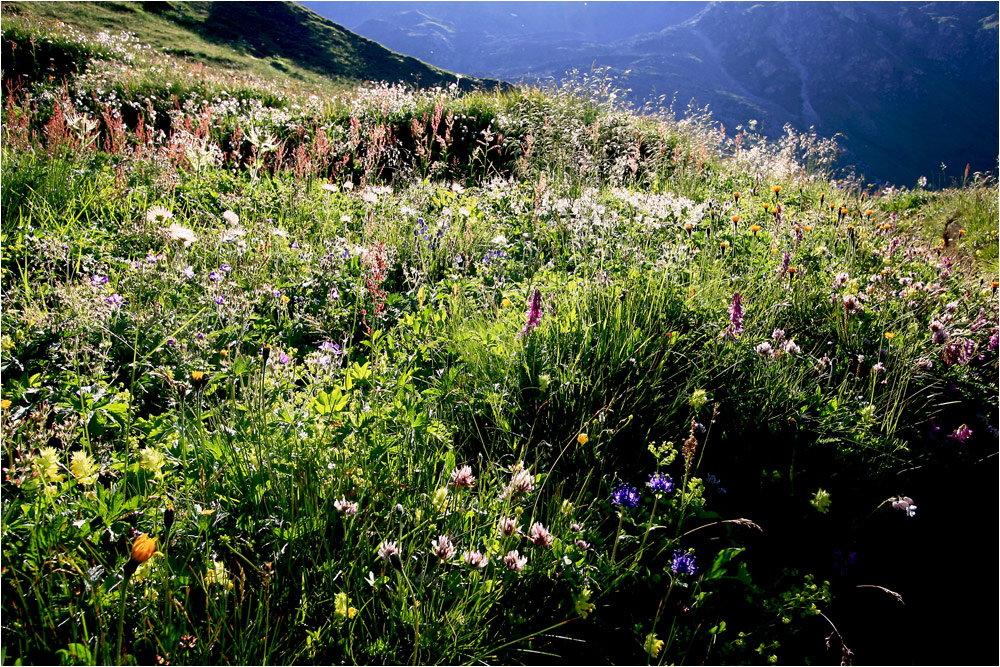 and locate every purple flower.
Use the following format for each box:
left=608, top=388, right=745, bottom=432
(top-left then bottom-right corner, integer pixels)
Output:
left=219, top=263, right=232, bottom=273
left=529, top=522, right=554, bottom=548
left=647, top=472, right=674, bottom=494
left=611, top=483, right=640, bottom=509
left=670, top=549, right=698, bottom=575
left=276, top=351, right=291, bottom=365
left=291, top=241, right=299, bottom=249
left=772, top=328, right=785, bottom=342
left=106, top=293, right=124, bottom=306
left=166, top=338, right=176, bottom=346
left=209, top=271, right=220, bottom=282
left=949, top=424, right=973, bottom=444
left=320, top=341, right=344, bottom=355
left=182, top=266, right=195, bottom=280
left=214, top=296, right=225, bottom=305
left=929, top=320, right=949, bottom=344
left=377, top=540, right=399, bottom=561
left=503, top=549, right=527, bottom=572
left=91, top=274, right=109, bottom=286
left=432, top=535, right=455, bottom=562
left=727, top=293, right=744, bottom=339
left=519, top=288, right=543, bottom=338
